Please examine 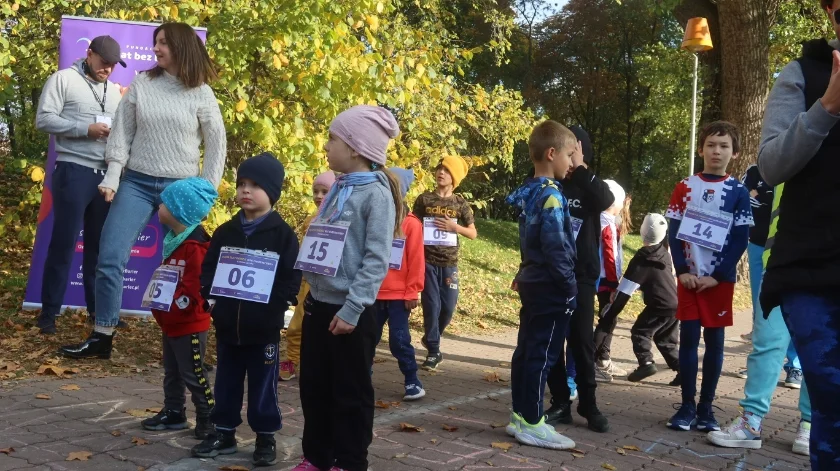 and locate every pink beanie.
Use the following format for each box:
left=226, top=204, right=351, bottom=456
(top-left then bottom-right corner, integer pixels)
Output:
left=329, top=105, right=400, bottom=165
left=313, top=170, right=336, bottom=190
